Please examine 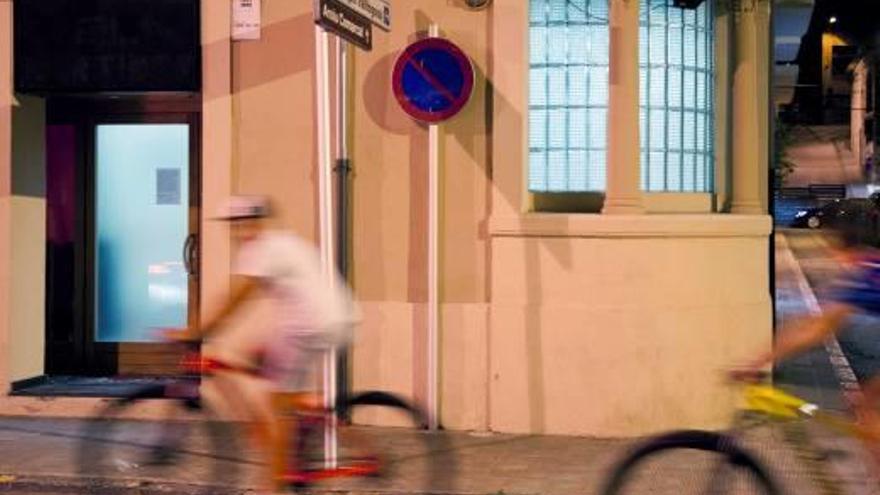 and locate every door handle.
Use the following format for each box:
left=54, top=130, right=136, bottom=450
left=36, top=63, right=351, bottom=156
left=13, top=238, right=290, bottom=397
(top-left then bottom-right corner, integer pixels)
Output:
left=183, top=234, right=198, bottom=276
